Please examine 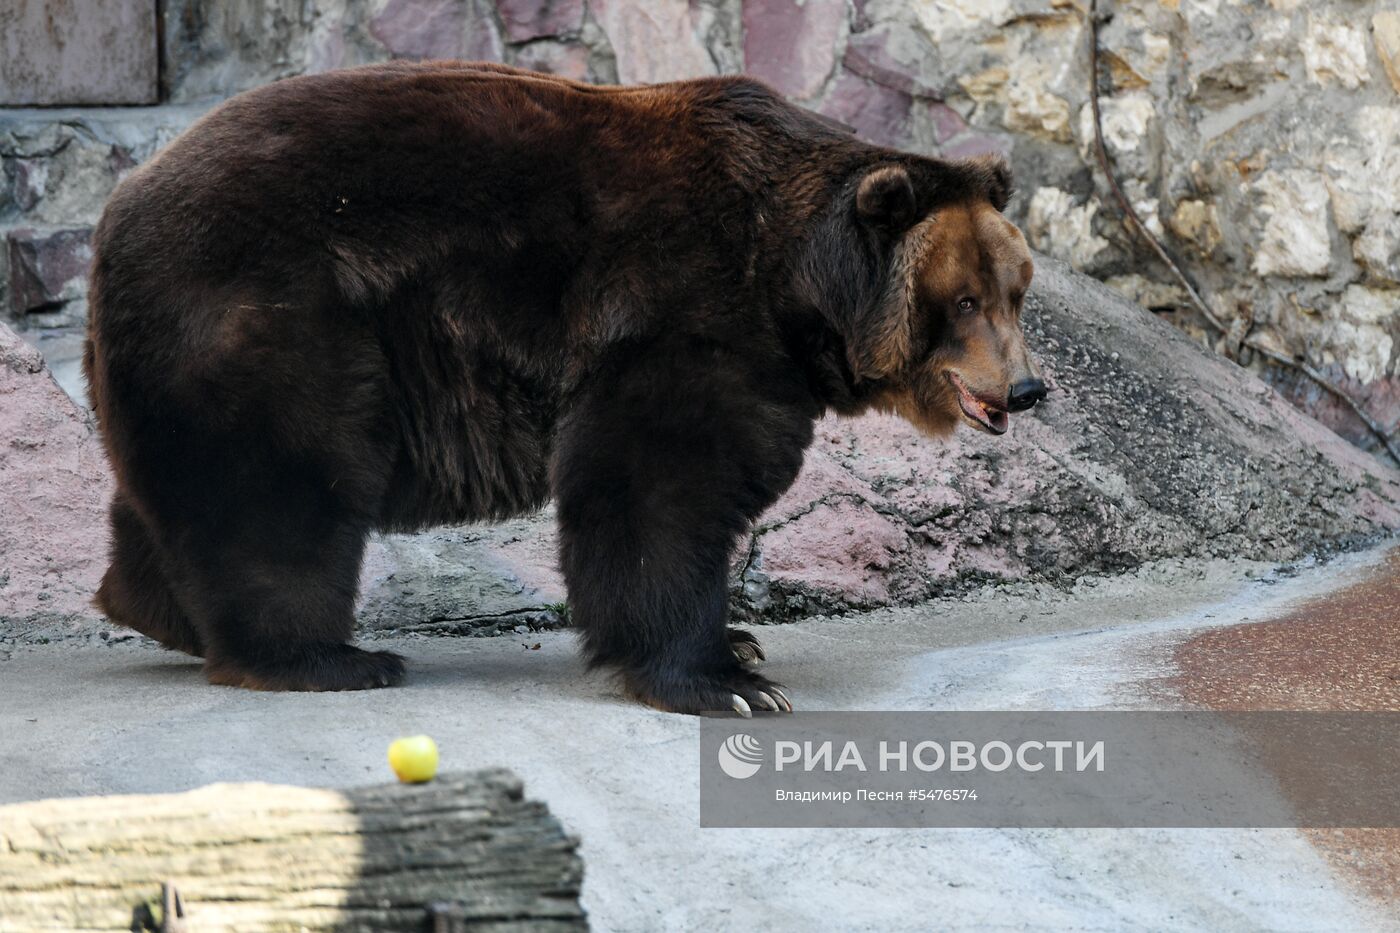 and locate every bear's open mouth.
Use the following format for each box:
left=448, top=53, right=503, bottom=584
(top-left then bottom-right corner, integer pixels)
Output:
left=946, top=371, right=1009, bottom=436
